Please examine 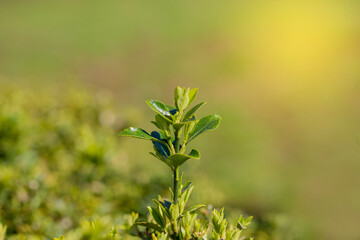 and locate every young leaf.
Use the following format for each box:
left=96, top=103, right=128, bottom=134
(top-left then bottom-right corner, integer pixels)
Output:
left=237, top=215, right=253, bottom=230
left=179, top=186, right=194, bottom=213
left=183, top=204, right=206, bottom=214
left=147, top=206, right=166, bottom=228
left=187, top=114, right=221, bottom=143
left=182, top=102, right=206, bottom=121
left=146, top=100, right=172, bottom=121
left=174, top=87, right=190, bottom=112
left=181, top=181, right=193, bottom=194
left=168, top=149, right=200, bottom=167
left=170, top=204, right=180, bottom=221
left=153, top=199, right=171, bottom=219
left=120, top=127, right=158, bottom=141
left=188, top=88, right=198, bottom=106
